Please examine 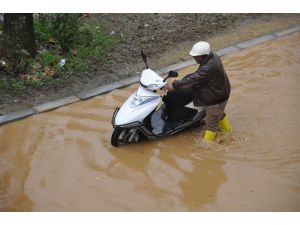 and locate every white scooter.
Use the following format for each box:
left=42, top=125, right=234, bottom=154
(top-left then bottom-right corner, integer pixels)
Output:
left=111, top=50, right=206, bottom=147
